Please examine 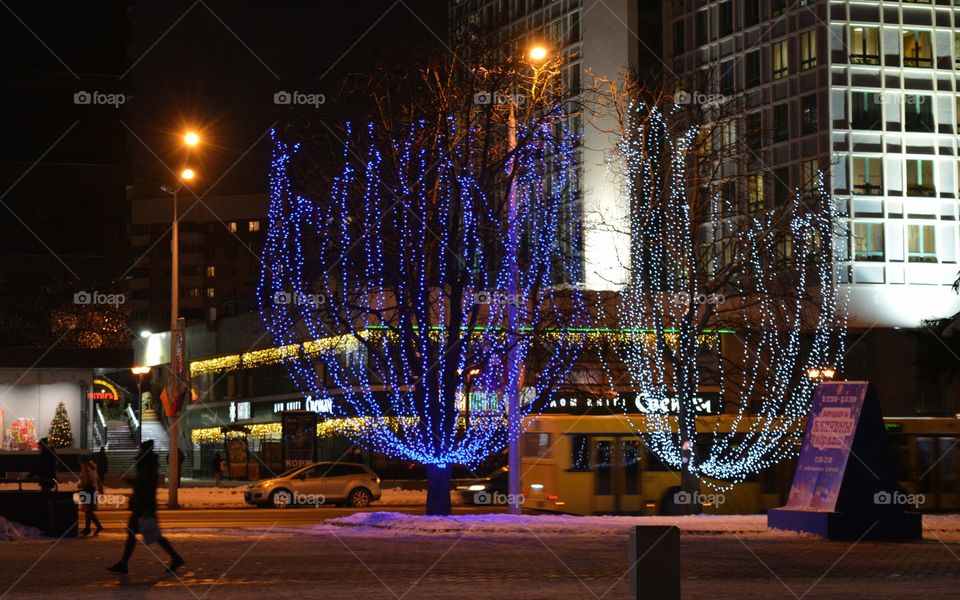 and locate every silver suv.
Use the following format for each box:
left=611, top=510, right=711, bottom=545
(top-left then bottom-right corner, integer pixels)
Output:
left=245, top=461, right=382, bottom=508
